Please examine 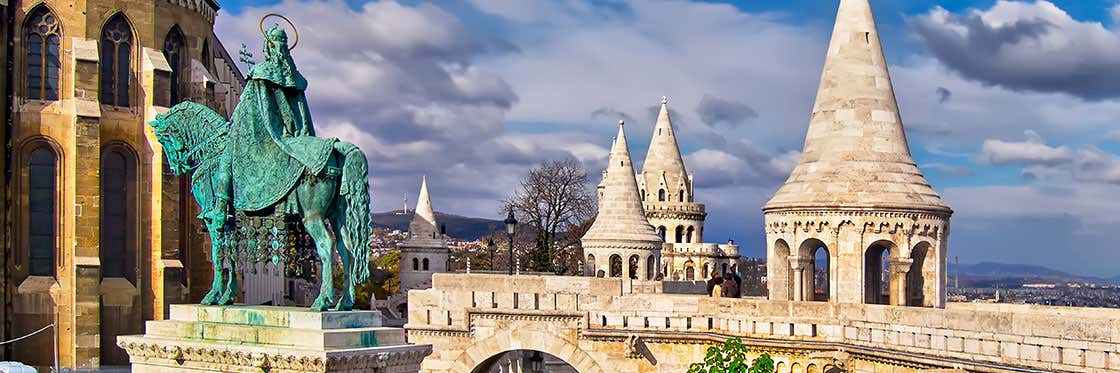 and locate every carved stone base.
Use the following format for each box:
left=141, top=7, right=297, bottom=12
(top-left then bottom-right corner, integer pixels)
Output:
left=117, top=304, right=432, bottom=373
